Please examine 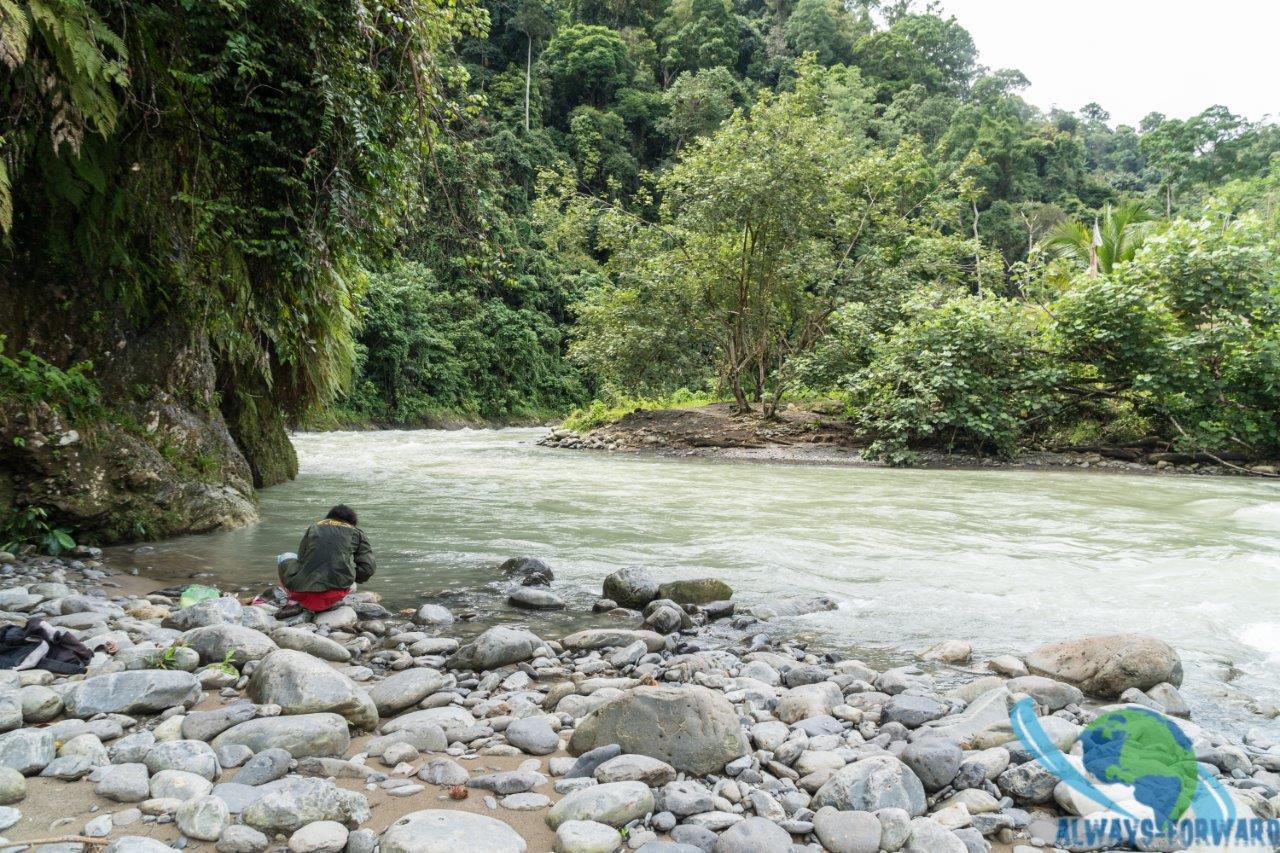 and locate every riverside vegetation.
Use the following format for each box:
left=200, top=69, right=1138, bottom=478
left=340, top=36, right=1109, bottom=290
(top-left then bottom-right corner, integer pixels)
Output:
left=0, top=549, right=1274, bottom=853
left=3, top=0, right=1280, bottom=544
